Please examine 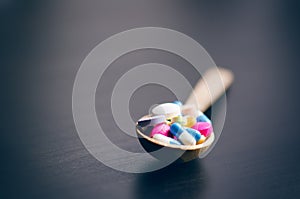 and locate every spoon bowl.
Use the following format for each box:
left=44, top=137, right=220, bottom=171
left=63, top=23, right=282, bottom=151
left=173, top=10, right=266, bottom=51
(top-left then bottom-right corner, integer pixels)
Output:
left=136, top=117, right=215, bottom=162
left=135, top=67, right=234, bottom=162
